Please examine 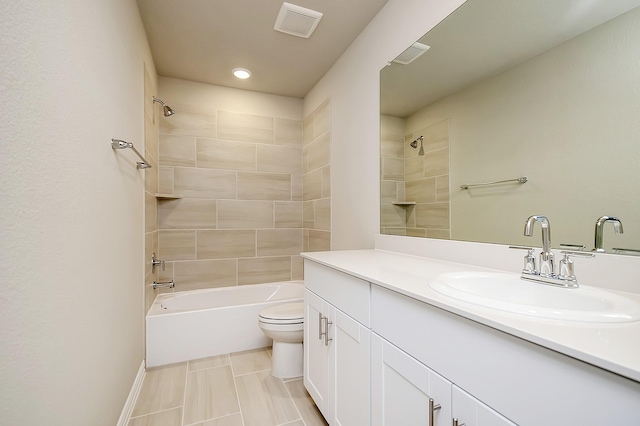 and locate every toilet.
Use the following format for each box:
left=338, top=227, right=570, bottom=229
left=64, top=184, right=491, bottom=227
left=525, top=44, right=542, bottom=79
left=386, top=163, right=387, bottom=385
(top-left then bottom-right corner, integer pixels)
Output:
left=258, top=302, right=304, bottom=378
